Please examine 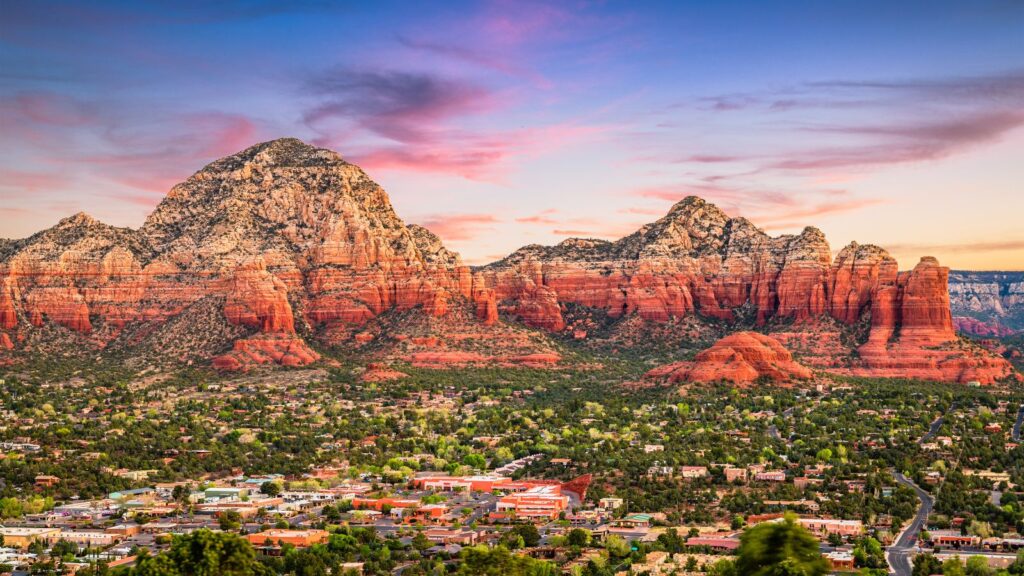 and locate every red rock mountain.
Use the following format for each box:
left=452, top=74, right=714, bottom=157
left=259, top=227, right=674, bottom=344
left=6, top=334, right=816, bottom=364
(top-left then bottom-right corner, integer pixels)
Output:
left=644, top=332, right=812, bottom=385
left=0, top=138, right=1015, bottom=383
